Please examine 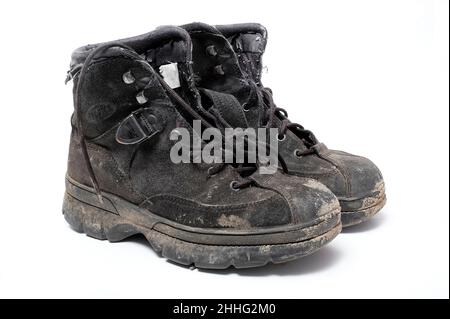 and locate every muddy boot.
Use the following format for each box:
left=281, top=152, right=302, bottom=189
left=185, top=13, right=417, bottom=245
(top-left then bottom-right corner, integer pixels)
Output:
left=182, top=23, right=386, bottom=227
left=63, top=26, right=341, bottom=269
